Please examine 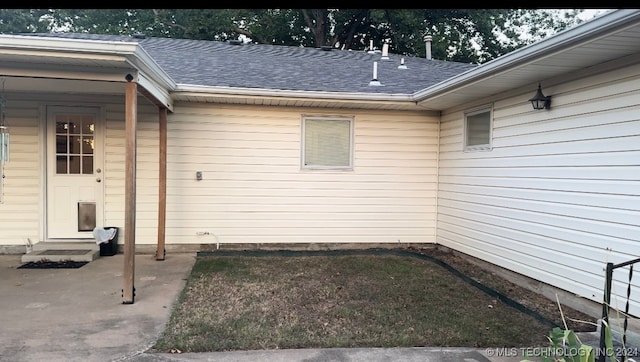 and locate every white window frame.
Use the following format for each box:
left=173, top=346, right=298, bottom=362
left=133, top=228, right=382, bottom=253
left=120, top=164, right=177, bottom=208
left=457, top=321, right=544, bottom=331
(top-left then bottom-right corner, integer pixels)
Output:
left=301, top=115, right=354, bottom=170
left=463, top=106, right=493, bottom=151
